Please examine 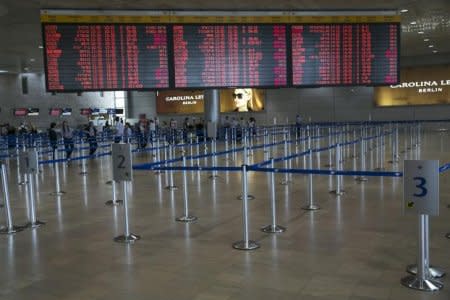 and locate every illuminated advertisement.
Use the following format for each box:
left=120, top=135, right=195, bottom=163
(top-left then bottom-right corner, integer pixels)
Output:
left=156, top=89, right=265, bottom=114
left=375, top=65, right=450, bottom=106
left=220, top=89, right=265, bottom=112
left=156, top=90, right=204, bottom=114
